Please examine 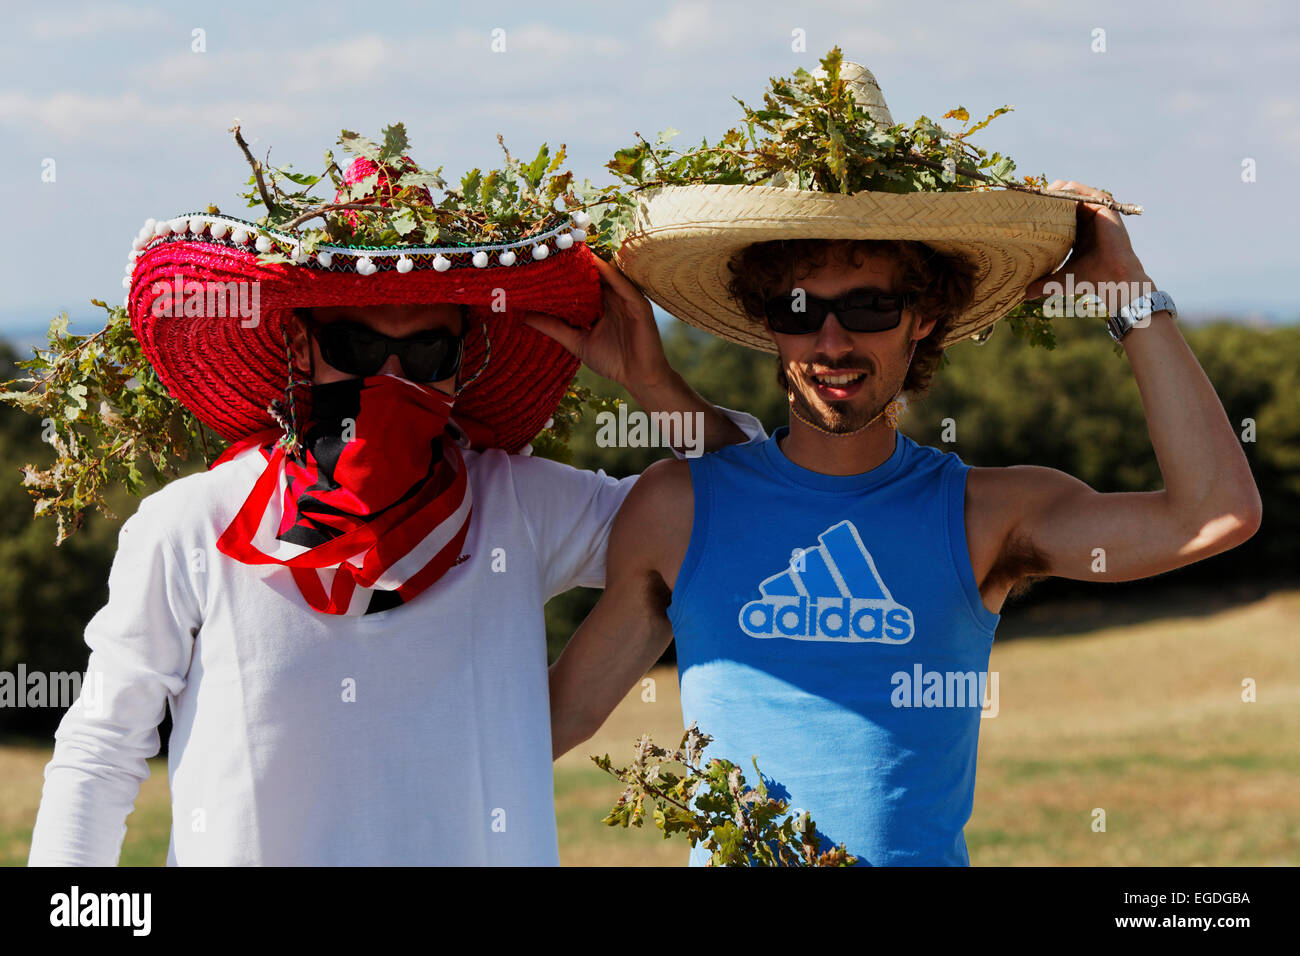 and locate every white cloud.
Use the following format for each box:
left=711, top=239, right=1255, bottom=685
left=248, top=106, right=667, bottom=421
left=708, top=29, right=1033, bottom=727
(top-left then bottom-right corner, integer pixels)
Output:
left=0, top=91, right=295, bottom=142
left=478, top=24, right=624, bottom=58
left=1168, top=90, right=1214, bottom=115
left=28, top=3, right=166, bottom=39
left=137, top=34, right=405, bottom=95
left=651, top=3, right=729, bottom=51
left=1259, top=97, right=1300, bottom=147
